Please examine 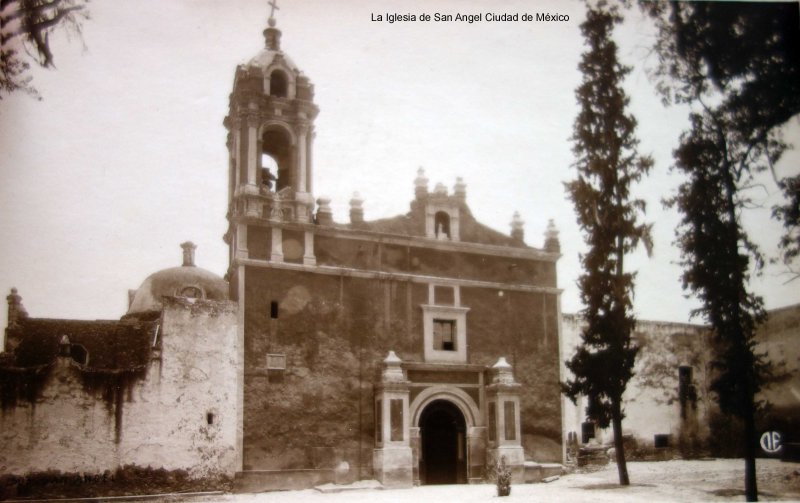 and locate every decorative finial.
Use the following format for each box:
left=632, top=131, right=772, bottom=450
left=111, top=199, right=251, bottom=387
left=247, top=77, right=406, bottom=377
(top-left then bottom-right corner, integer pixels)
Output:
left=510, top=212, right=525, bottom=242
left=181, top=241, right=197, bottom=267
left=7, top=287, right=28, bottom=327
left=381, top=351, right=406, bottom=383
left=492, top=356, right=517, bottom=385
left=453, top=177, right=467, bottom=202
left=414, top=167, right=429, bottom=200
left=544, top=219, right=560, bottom=253
left=350, top=192, right=365, bottom=224
left=316, top=196, right=333, bottom=226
